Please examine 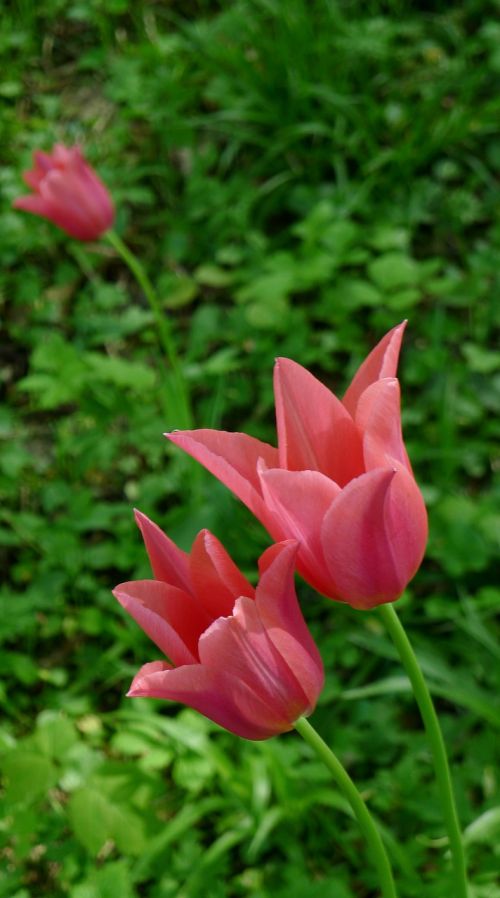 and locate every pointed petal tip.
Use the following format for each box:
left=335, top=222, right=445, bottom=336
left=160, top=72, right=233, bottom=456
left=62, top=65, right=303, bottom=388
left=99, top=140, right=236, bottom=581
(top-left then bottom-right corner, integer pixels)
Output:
left=112, top=584, right=136, bottom=611
left=342, top=322, right=409, bottom=417
left=388, top=319, right=407, bottom=348
left=257, top=538, right=299, bottom=579
left=192, top=527, right=215, bottom=551
left=126, top=685, right=151, bottom=698
left=133, top=508, right=157, bottom=533
left=373, top=466, right=398, bottom=488
left=264, top=538, right=300, bottom=562
left=273, top=356, right=303, bottom=374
